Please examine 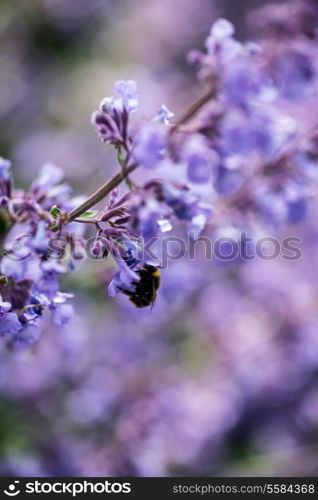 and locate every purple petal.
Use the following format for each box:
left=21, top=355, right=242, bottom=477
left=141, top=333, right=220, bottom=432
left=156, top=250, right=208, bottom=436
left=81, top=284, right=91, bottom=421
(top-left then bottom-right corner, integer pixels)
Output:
left=0, top=313, right=21, bottom=336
